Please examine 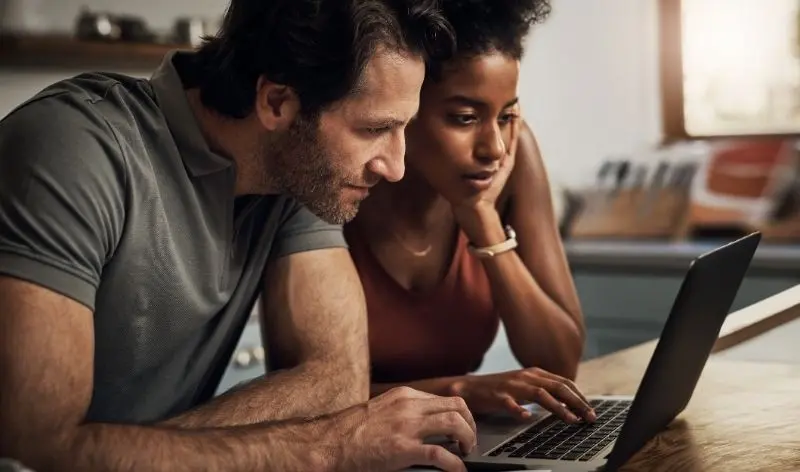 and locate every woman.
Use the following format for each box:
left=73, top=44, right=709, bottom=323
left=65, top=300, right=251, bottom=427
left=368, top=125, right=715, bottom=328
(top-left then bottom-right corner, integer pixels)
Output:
left=344, top=0, right=595, bottom=423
